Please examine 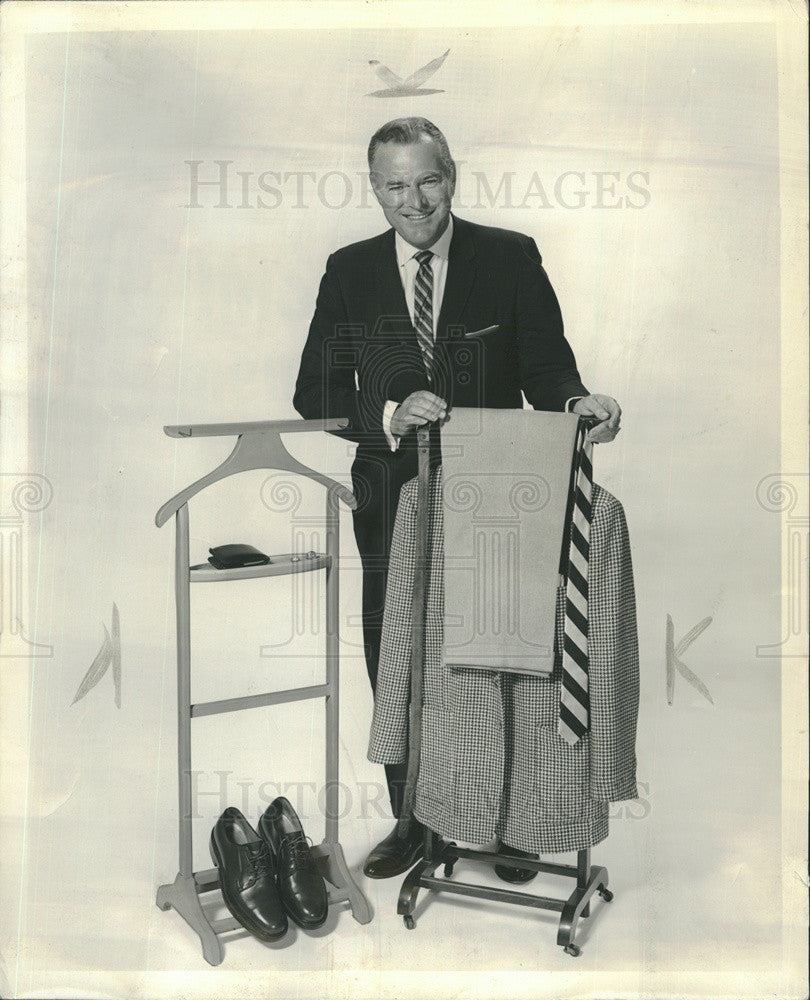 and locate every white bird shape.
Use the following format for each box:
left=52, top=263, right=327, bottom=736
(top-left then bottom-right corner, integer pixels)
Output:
left=367, top=49, right=450, bottom=97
